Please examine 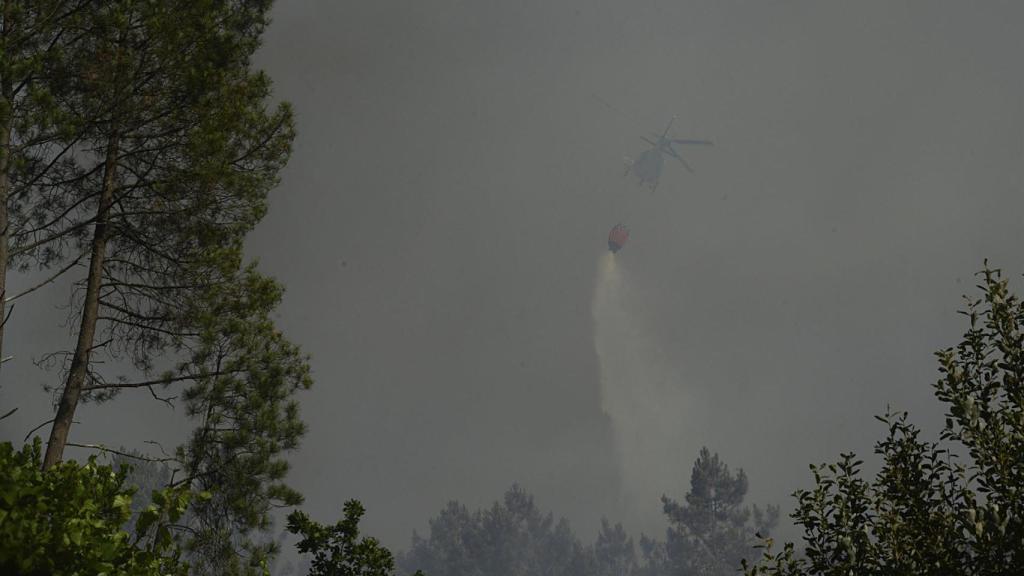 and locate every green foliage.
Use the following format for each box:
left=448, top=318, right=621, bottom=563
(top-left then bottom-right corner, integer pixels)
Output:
left=594, top=517, right=638, bottom=576
left=635, top=534, right=670, bottom=576
left=399, top=475, right=776, bottom=576
left=657, top=447, right=779, bottom=576
left=28, top=0, right=297, bottom=391
left=399, top=456, right=779, bottom=576
left=11, top=0, right=308, bottom=569
left=400, top=500, right=477, bottom=576
left=1, top=0, right=308, bottom=573
left=743, top=265, right=1024, bottom=575
left=399, top=484, right=593, bottom=576
left=0, top=438, right=188, bottom=576
left=179, top=265, right=312, bottom=575
left=0, top=1, right=94, bottom=363
left=111, top=449, right=175, bottom=530
left=288, top=500, right=411, bottom=576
